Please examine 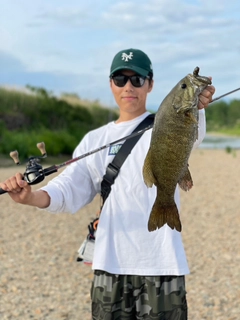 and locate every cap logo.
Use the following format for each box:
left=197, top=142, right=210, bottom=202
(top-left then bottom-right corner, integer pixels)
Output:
left=121, top=52, right=133, bottom=62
